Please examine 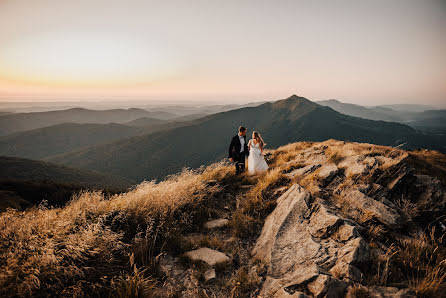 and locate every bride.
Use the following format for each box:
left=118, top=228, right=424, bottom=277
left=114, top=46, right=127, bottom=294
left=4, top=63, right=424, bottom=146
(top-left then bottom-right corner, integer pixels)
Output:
left=247, top=131, right=269, bottom=175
